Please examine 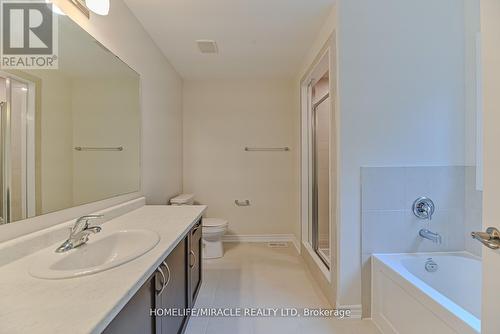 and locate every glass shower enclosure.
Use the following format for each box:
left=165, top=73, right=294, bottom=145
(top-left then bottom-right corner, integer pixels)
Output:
left=0, top=73, right=34, bottom=224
